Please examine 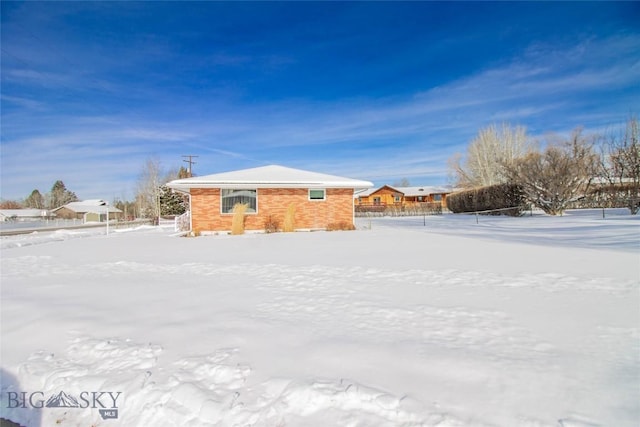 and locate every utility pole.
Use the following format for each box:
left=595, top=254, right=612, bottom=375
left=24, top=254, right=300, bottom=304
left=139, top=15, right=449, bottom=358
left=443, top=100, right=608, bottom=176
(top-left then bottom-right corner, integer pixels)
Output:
left=182, top=155, right=199, bottom=177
